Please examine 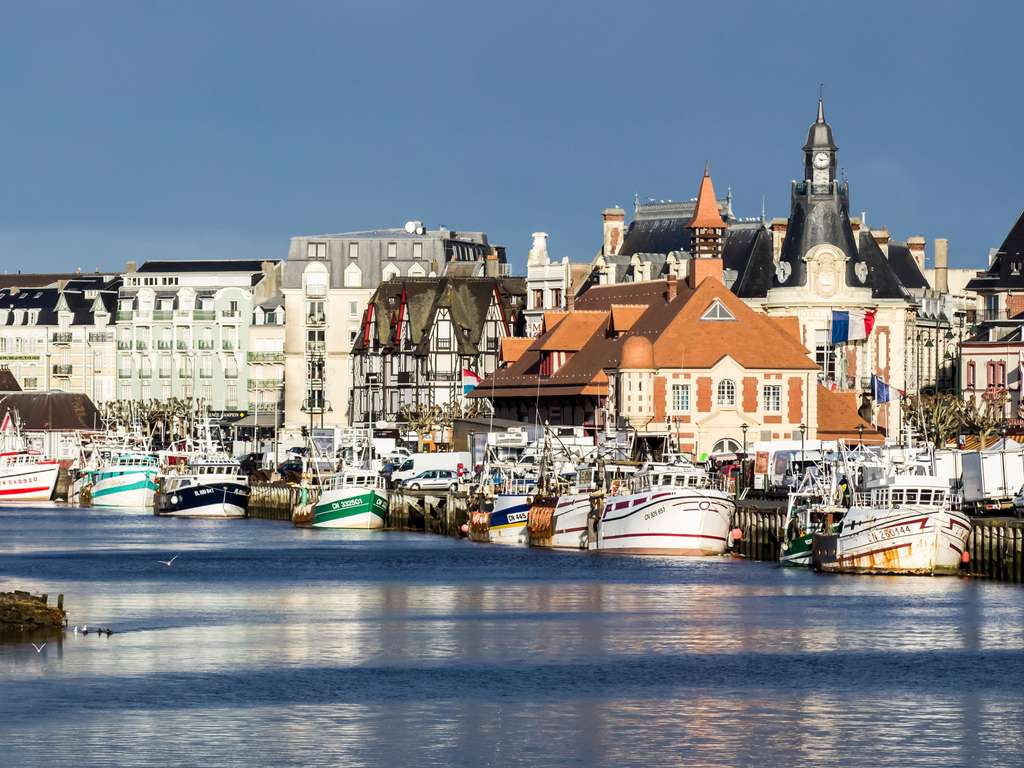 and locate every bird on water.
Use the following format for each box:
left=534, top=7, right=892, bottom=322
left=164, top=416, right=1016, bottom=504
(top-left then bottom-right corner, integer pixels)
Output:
left=157, top=555, right=179, bottom=567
